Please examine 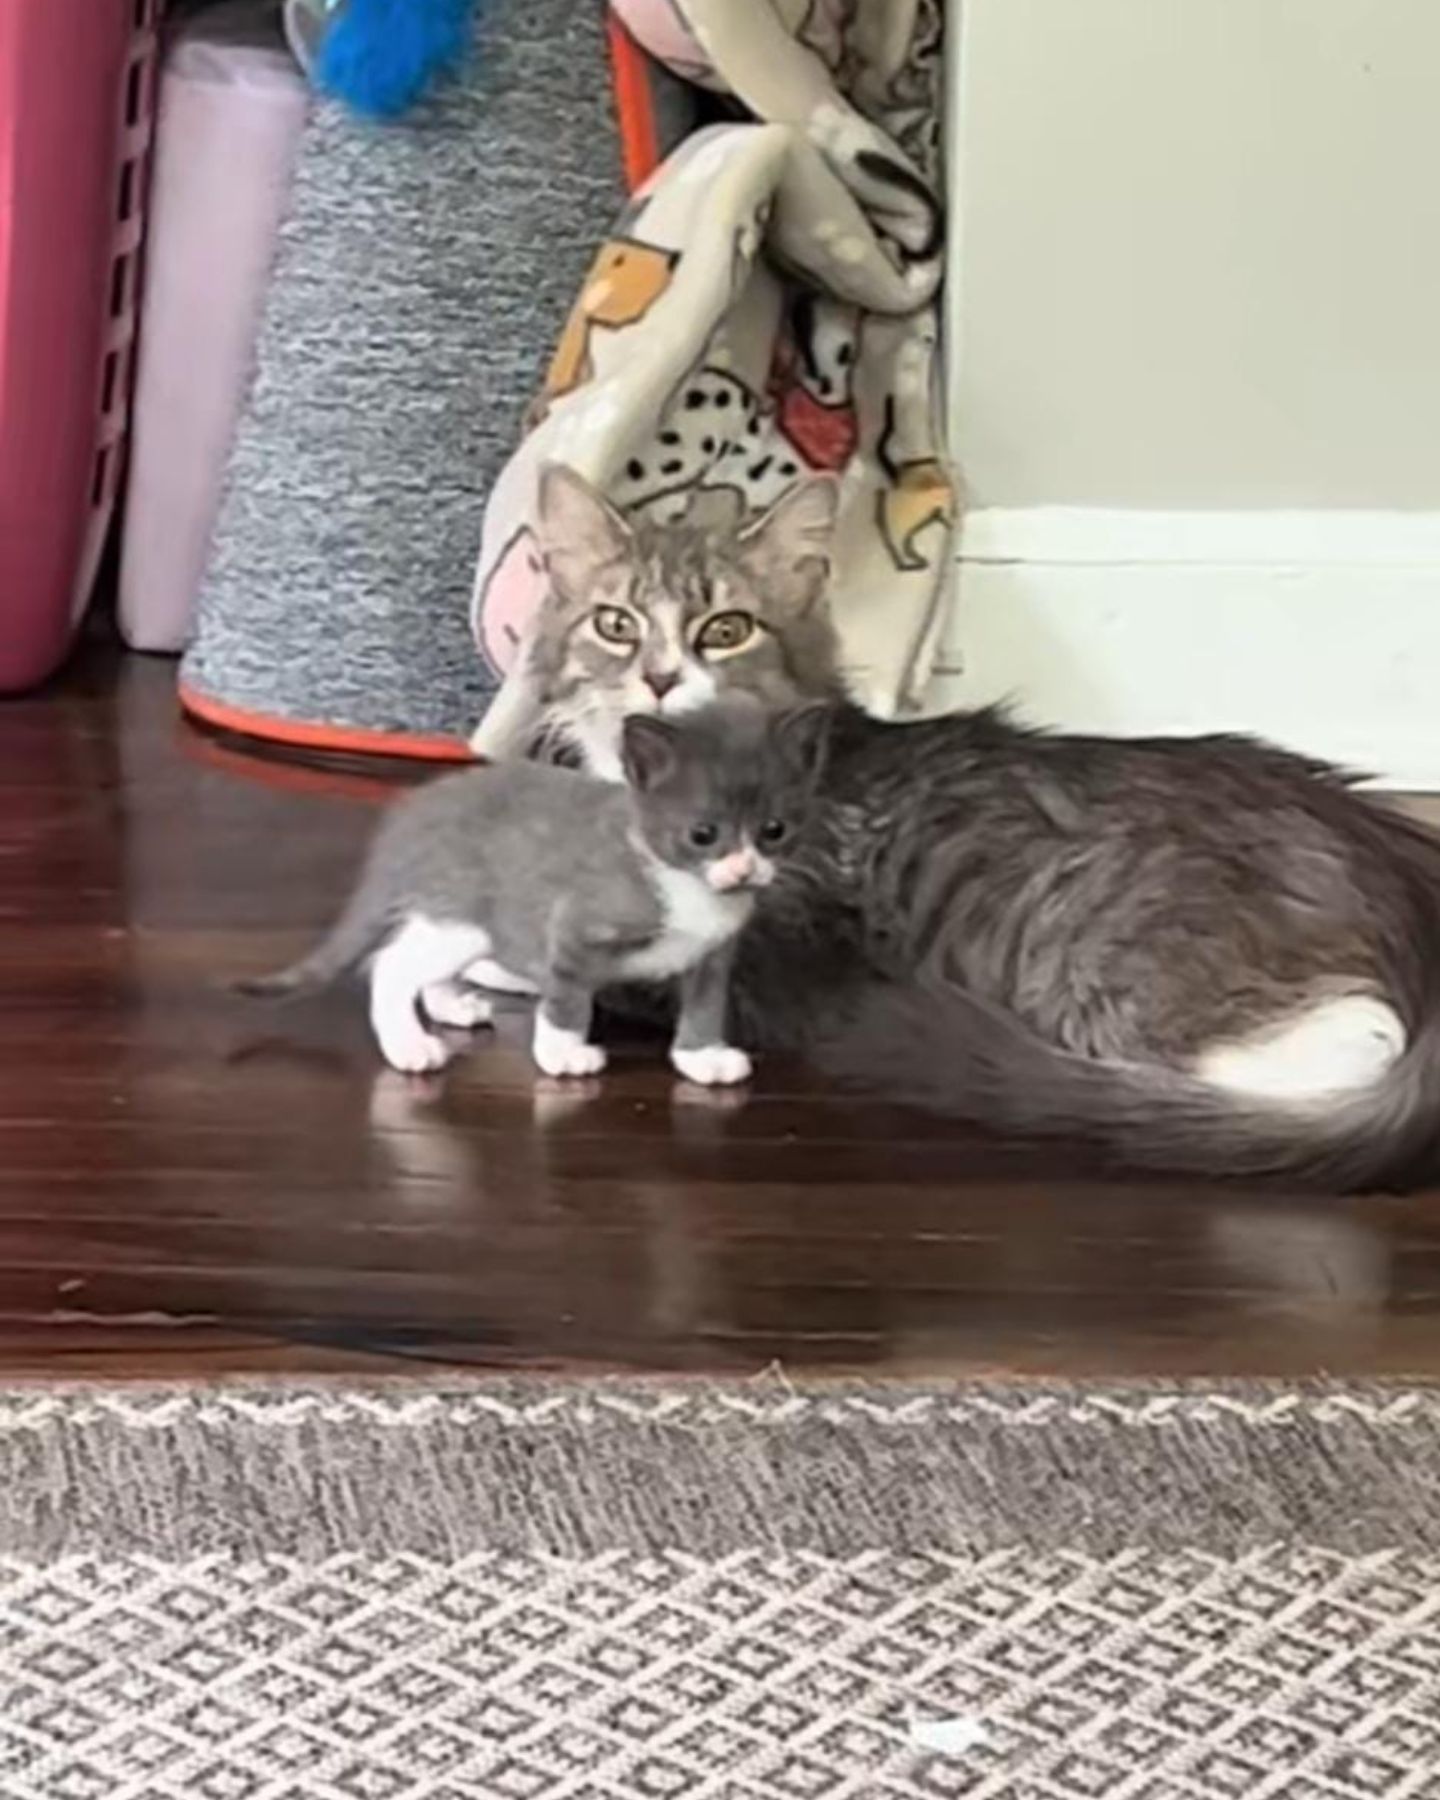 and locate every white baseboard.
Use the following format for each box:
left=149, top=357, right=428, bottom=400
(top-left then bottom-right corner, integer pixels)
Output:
left=928, top=509, right=1440, bottom=789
